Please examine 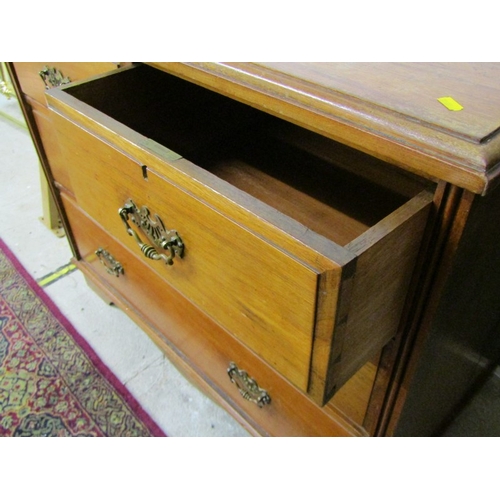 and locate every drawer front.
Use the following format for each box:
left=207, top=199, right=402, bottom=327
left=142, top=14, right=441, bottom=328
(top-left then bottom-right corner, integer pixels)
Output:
left=60, top=192, right=364, bottom=436
left=47, top=64, right=433, bottom=405
left=55, top=119, right=327, bottom=394
left=13, top=62, right=119, bottom=105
